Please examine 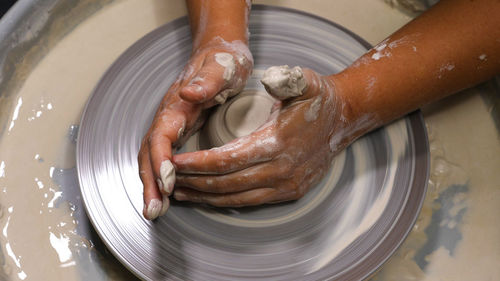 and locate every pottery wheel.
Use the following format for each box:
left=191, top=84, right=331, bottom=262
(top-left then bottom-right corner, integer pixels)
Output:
left=77, top=6, right=429, bottom=281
